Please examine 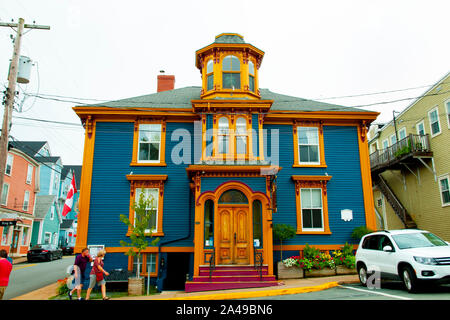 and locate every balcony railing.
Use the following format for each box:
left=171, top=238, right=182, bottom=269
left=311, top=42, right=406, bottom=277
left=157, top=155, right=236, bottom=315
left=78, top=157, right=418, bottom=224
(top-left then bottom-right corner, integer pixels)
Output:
left=370, top=134, right=432, bottom=171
